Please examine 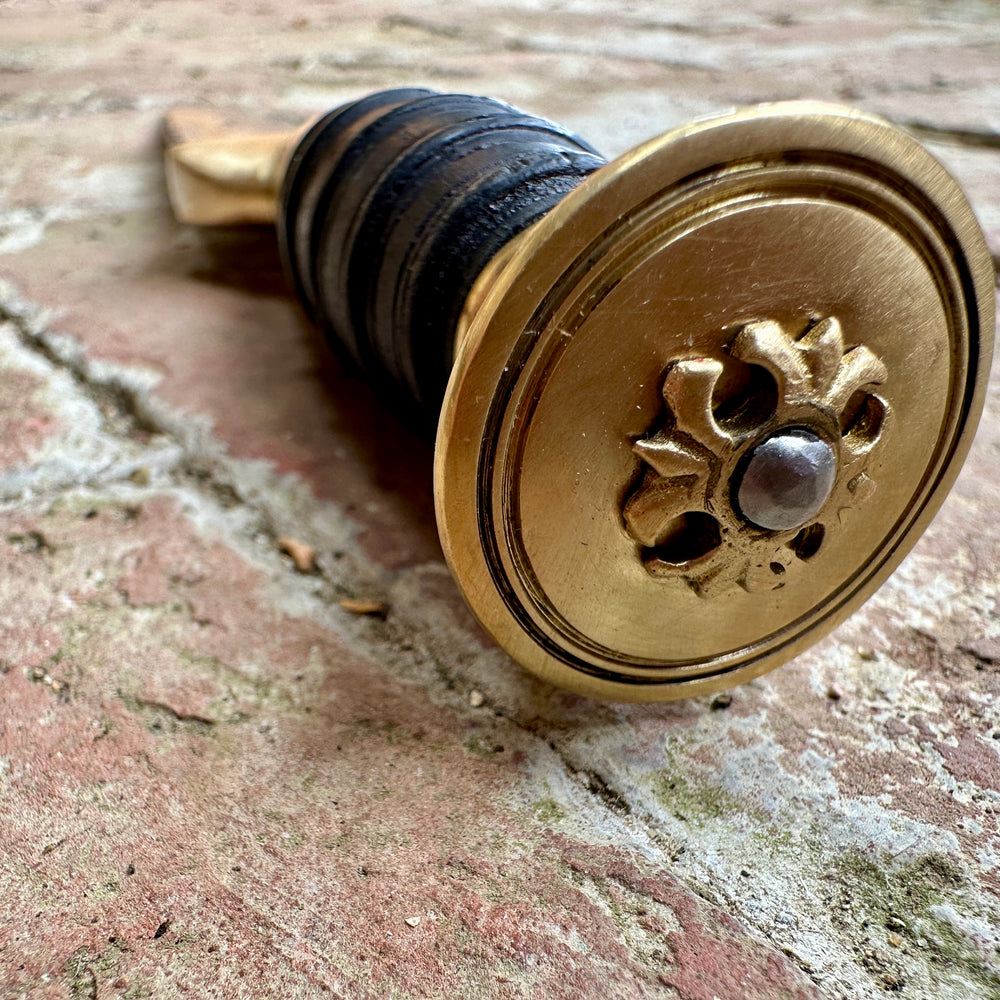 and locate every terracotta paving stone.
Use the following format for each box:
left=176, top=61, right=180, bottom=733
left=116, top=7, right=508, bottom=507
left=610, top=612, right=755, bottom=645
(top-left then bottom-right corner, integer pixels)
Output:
left=1, top=2, right=1000, bottom=999
left=0, top=494, right=821, bottom=999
